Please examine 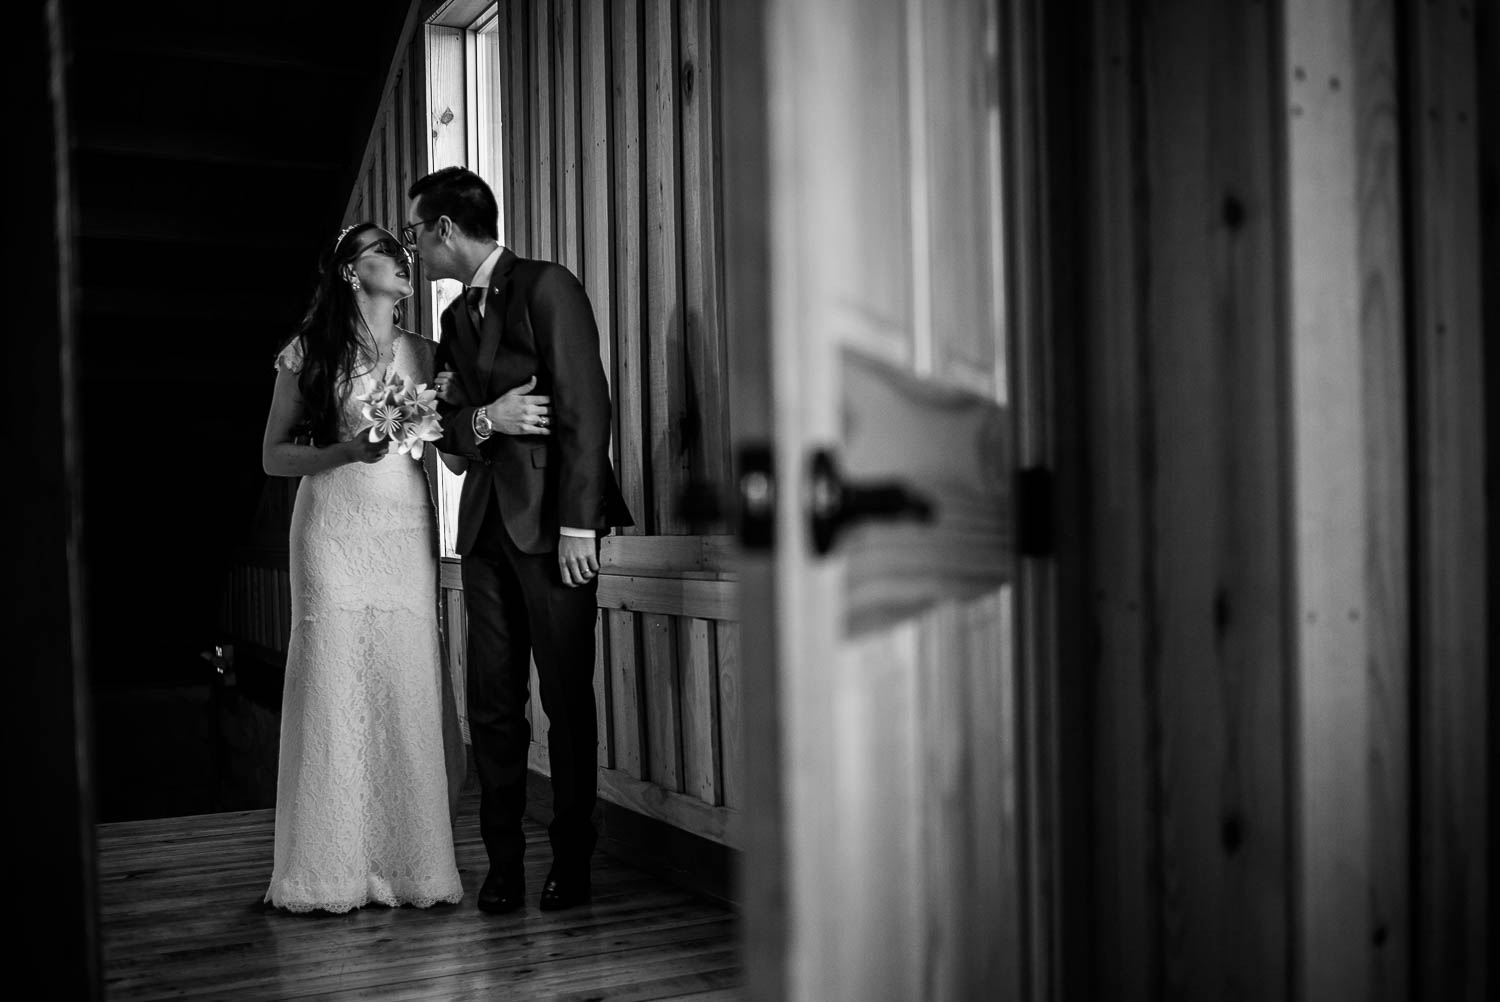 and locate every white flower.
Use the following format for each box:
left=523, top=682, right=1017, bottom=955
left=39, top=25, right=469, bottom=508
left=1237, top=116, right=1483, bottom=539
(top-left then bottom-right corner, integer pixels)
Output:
left=396, top=411, right=444, bottom=459
left=369, top=403, right=405, bottom=442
